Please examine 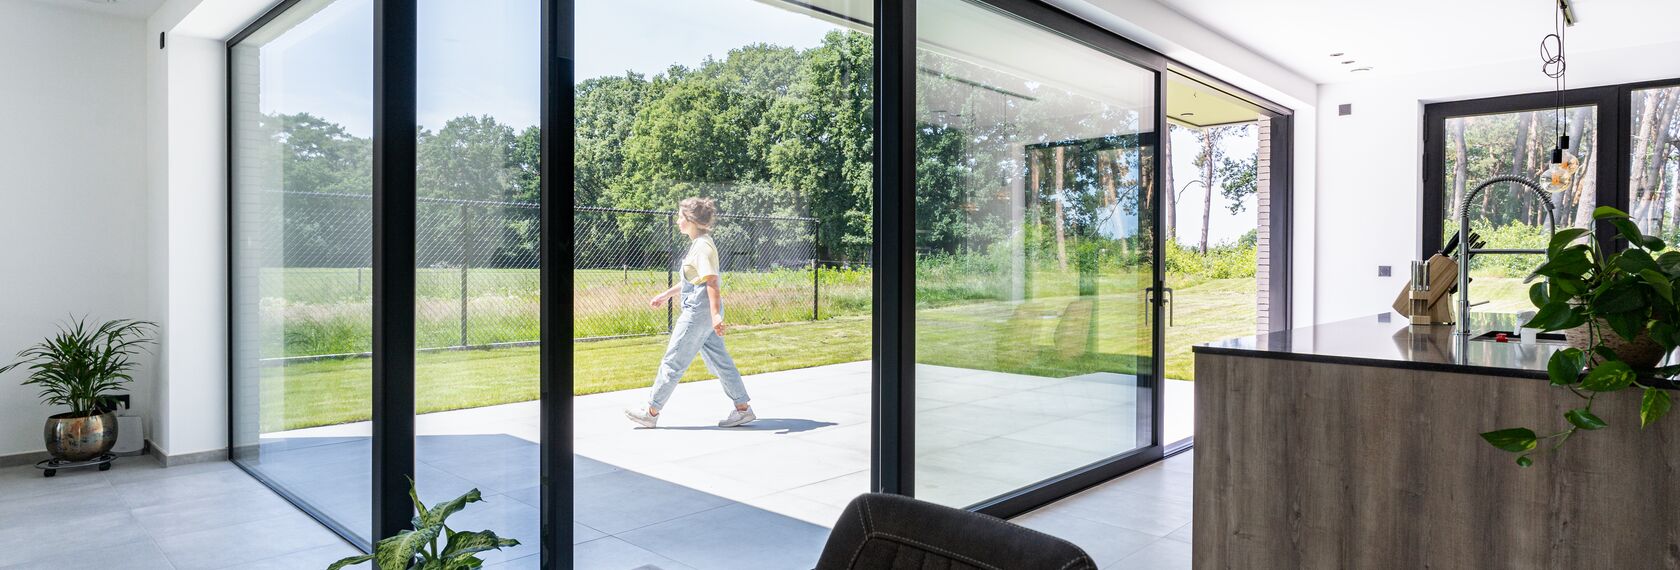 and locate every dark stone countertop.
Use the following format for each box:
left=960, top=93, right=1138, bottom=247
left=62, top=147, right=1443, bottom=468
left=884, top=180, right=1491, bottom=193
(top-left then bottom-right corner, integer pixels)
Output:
left=1192, top=313, right=1571, bottom=380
